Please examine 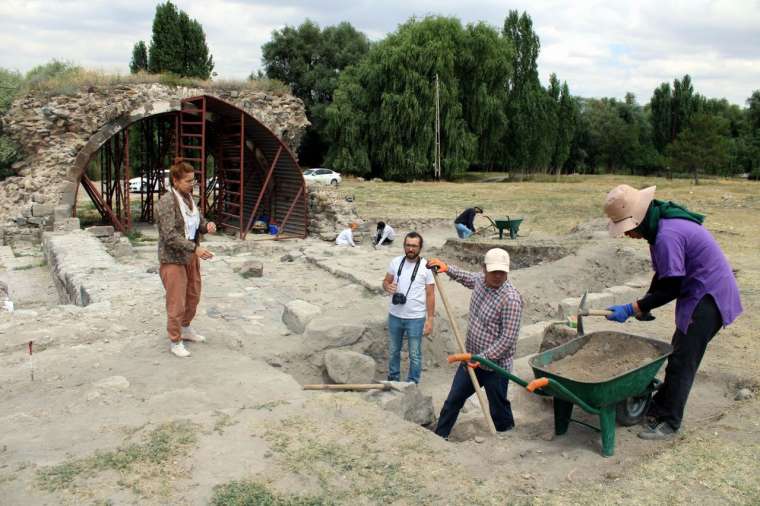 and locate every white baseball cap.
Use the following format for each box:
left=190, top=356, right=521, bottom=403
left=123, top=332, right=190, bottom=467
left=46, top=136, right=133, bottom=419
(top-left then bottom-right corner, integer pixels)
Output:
left=484, top=248, right=510, bottom=273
